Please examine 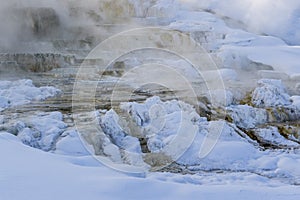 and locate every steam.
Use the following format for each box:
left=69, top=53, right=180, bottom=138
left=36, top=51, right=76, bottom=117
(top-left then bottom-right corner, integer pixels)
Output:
left=0, top=0, right=66, bottom=48
left=2, top=0, right=298, bottom=51
left=179, top=0, right=300, bottom=45
left=0, top=0, right=142, bottom=51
